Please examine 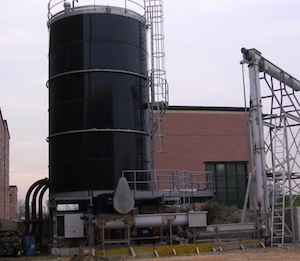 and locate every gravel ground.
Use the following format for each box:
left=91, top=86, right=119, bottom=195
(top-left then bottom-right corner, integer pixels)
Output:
left=4, top=245, right=300, bottom=261
left=138, top=245, right=300, bottom=261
